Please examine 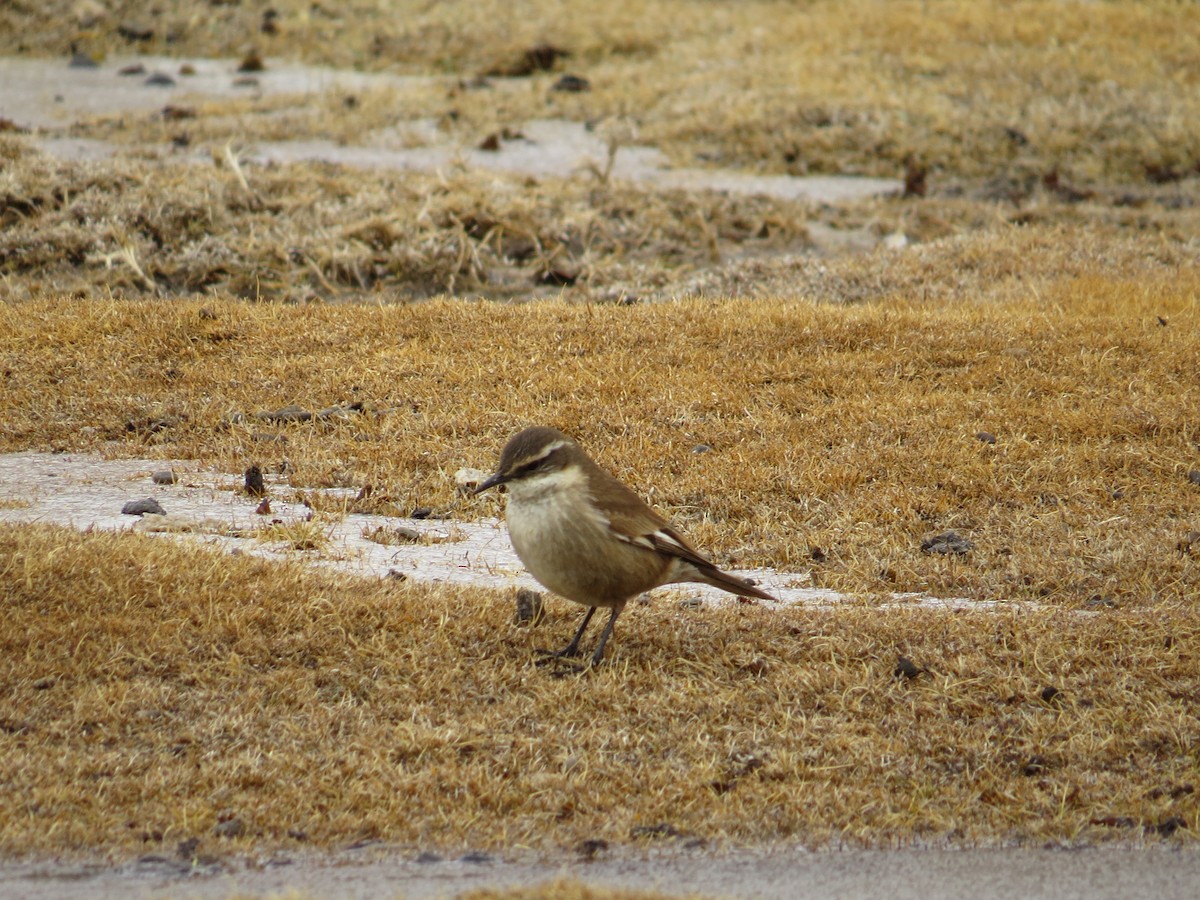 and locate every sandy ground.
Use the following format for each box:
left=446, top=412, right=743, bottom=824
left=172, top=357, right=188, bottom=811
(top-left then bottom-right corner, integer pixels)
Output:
left=3, top=845, right=1200, bottom=899
left=0, top=55, right=899, bottom=203
left=0, top=450, right=1001, bottom=611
